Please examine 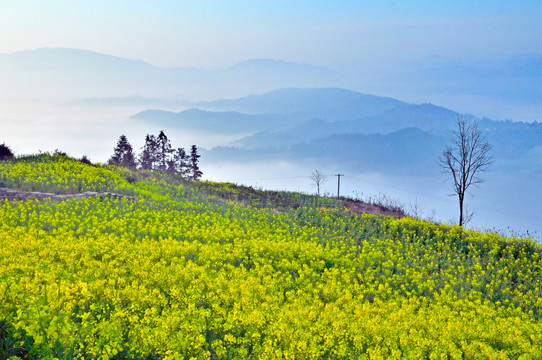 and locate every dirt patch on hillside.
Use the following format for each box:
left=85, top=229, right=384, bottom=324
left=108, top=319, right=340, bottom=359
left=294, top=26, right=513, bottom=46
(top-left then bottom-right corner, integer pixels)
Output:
left=342, top=199, right=405, bottom=218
